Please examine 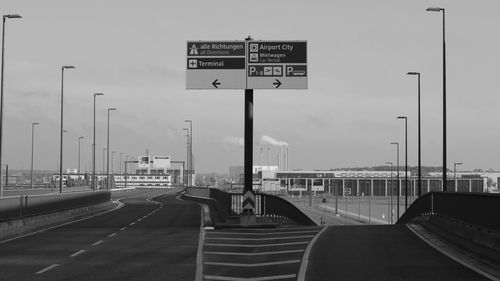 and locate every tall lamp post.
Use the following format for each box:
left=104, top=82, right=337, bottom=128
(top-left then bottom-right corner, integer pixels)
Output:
left=92, top=92, right=103, bottom=191
left=106, top=108, right=117, bottom=189
left=390, top=142, right=400, bottom=220
left=78, top=136, right=84, bottom=186
left=426, top=6, right=447, bottom=191
left=385, top=161, right=393, bottom=224
left=119, top=152, right=123, bottom=174
left=30, top=122, right=39, bottom=189
left=0, top=14, right=22, bottom=197
left=407, top=72, right=422, bottom=197
left=184, top=120, right=192, bottom=186
left=454, top=162, right=462, bottom=192
left=397, top=116, right=408, bottom=210
left=182, top=127, right=189, bottom=186
left=59, top=65, right=75, bottom=193
left=111, top=151, right=116, bottom=174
